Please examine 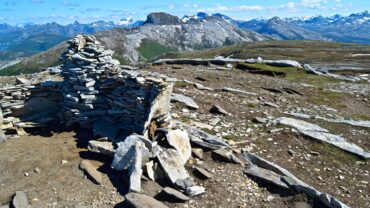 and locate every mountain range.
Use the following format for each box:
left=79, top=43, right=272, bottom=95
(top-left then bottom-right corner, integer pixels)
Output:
left=0, top=11, right=369, bottom=64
